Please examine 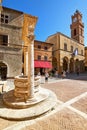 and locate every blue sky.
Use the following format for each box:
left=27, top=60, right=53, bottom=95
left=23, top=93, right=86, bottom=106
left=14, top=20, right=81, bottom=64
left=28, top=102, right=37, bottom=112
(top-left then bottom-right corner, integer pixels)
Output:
left=2, top=0, right=87, bottom=46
